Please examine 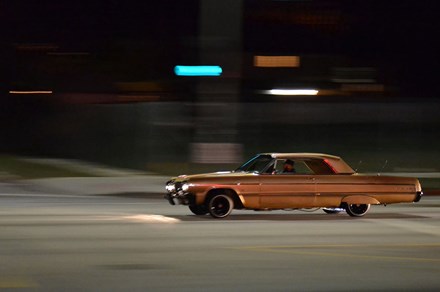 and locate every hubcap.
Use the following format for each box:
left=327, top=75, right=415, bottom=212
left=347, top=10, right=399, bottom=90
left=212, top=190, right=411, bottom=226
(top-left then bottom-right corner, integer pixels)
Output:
left=347, top=203, right=370, bottom=216
left=211, top=196, right=230, bottom=217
